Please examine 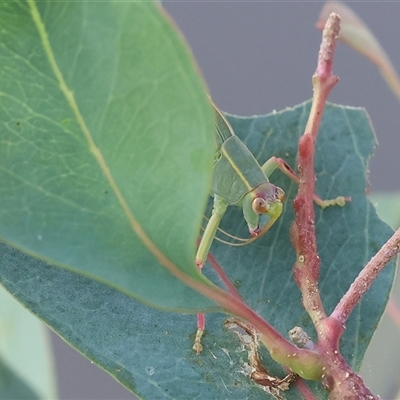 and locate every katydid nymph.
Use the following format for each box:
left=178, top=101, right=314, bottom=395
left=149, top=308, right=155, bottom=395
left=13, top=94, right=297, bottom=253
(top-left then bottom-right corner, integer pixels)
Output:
left=193, top=99, right=347, bottom=354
